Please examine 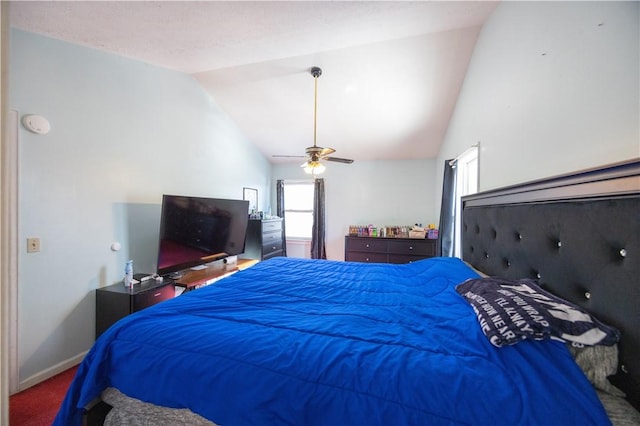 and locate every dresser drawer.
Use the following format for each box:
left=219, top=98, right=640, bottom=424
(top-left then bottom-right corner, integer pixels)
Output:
left=262, top=220, right=282, bottom=233
left=263, top=239, right=284, bottom=256
left=388, top=254, right=431, bottom=264
left=346, top=251, right=387, bottom=263
left=262, top=231, right=282, bottom=245
left=132, top=283, right=175, bottom=312
left=345, top=238, right=387, bottom=253
left=387, top=240, right=435, bottom=256
left=263, top=250, right=284, bottom=261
